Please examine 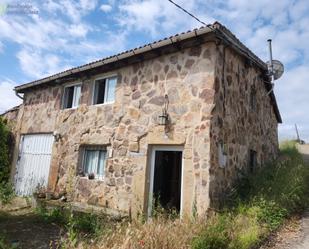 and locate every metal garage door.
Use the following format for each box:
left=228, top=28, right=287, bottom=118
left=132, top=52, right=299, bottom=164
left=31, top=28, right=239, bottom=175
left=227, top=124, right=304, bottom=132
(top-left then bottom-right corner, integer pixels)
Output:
left=14, top=134, right=54, bottom=196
